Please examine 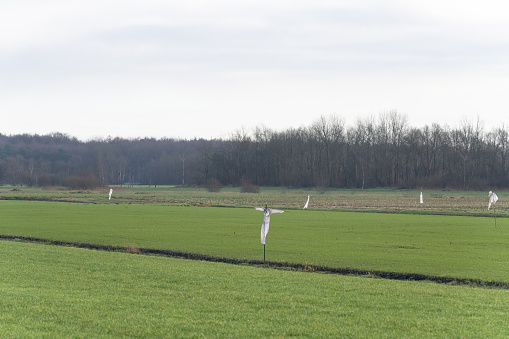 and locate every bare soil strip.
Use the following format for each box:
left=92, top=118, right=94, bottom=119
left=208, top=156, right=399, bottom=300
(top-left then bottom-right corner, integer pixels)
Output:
left=2, top=234, right=507, bottom=290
